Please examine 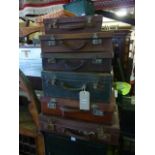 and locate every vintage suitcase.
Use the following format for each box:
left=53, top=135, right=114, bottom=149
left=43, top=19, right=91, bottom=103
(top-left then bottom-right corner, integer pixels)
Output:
left=40, top=94, right=115, bottom=124
left=43, top=132, right=107, bottom=155
left=39, top=106, right=120, bottom=145
left=44, top=15, right=102, bottom=34
left=42, top=71, right=113, bottom=102
left=40, top=32, right=113, bottom=53
left=42, top=52, right=113, bottom=72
